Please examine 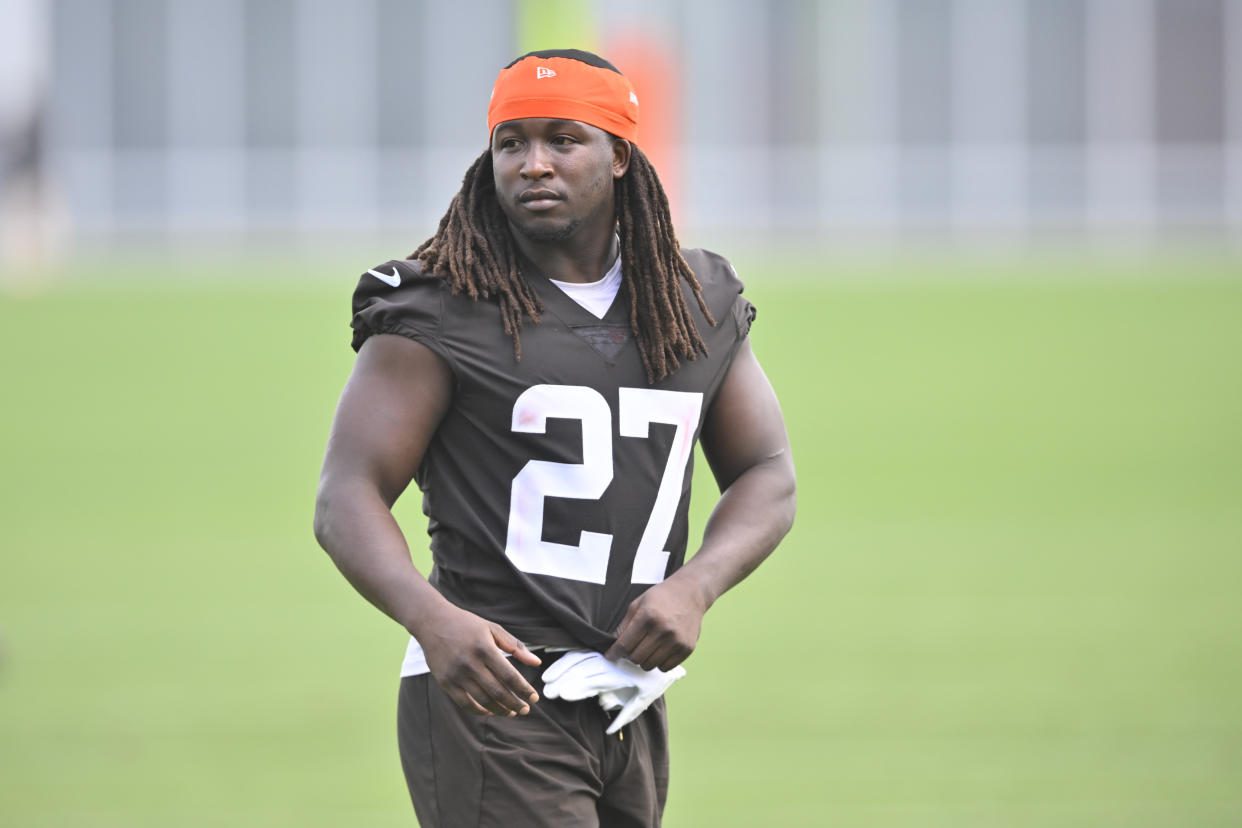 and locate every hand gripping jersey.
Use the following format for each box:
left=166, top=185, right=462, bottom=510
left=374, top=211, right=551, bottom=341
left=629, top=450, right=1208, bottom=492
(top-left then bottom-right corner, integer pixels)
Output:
left=350, top=250, right=755, bottom=665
